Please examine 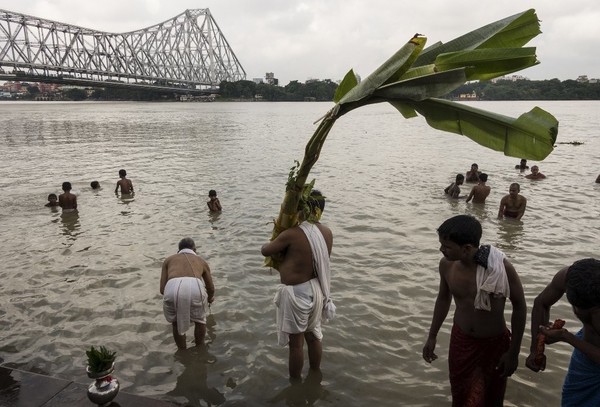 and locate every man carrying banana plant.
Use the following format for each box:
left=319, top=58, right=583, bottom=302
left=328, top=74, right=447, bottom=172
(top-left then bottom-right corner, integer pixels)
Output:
left=261, top=190, right=335, bottom=379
